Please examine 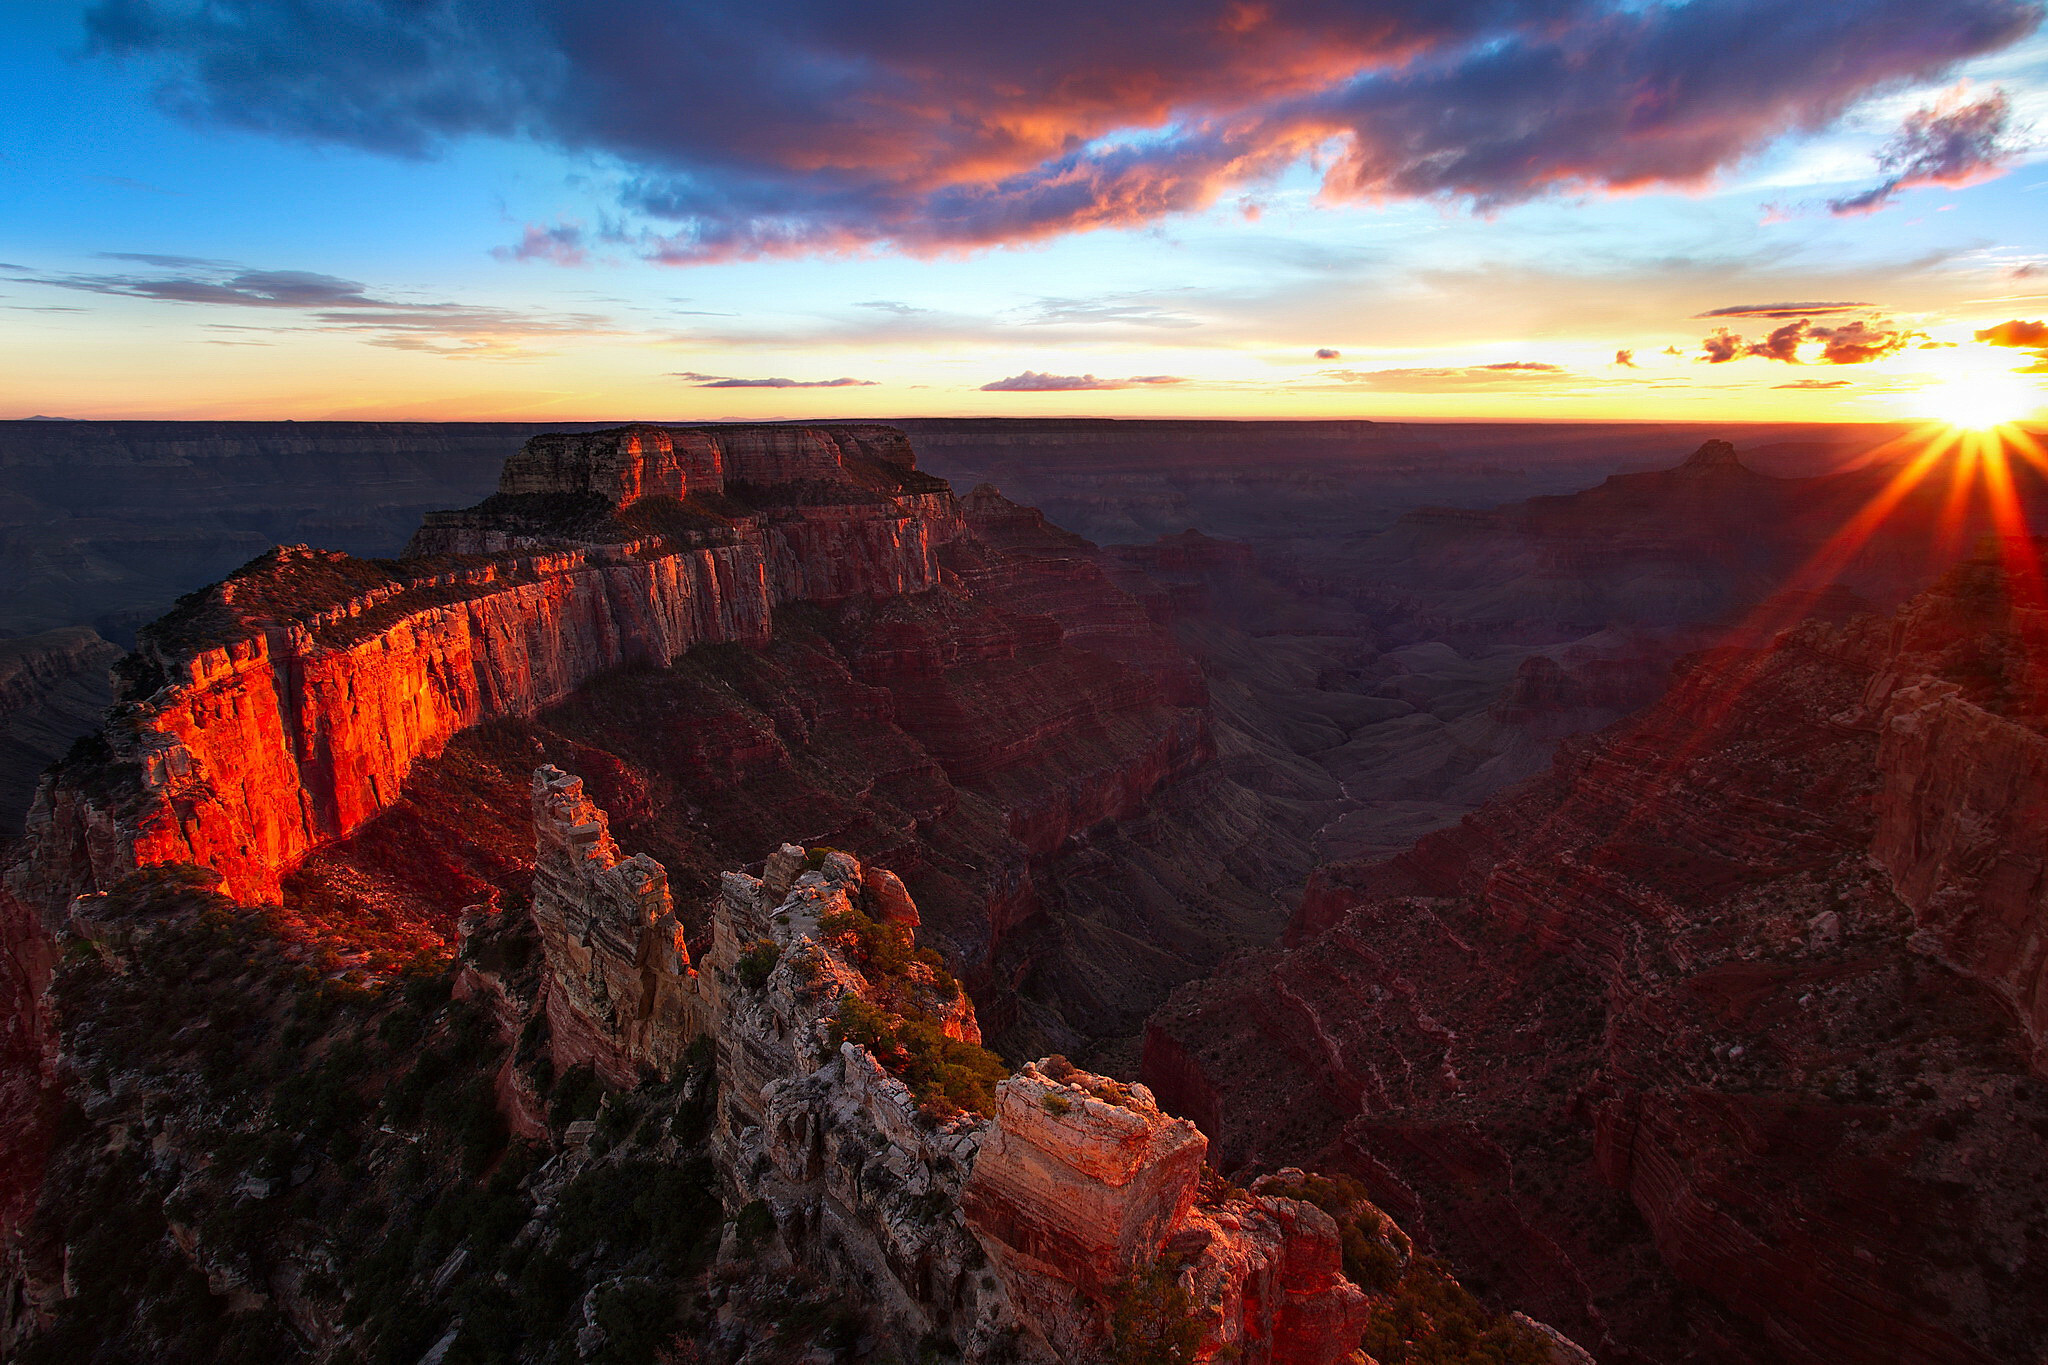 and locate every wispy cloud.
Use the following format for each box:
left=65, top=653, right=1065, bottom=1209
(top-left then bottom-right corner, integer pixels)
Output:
left=1311, top=364, right=1597, bottom=392
left=675, top=372, right=878, bottom=388
left=1829, top=85, right=2027, bottom=215
left=493, top=222, right=588, bottom=266
left=4, top=259, right=619, bottom=357
left=1695, top=301, right=1873, bottom=319
left=980, top=371, right=1186, bottom=391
